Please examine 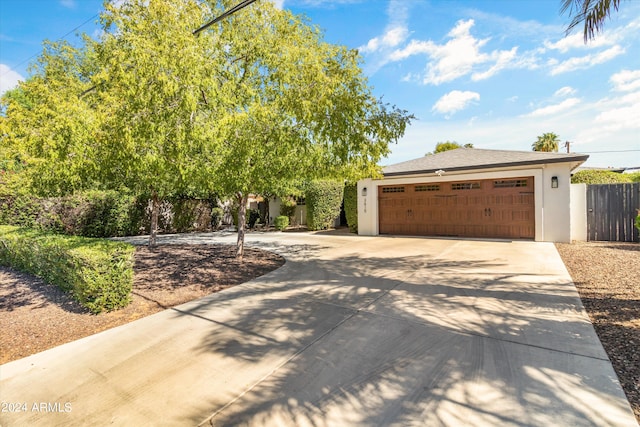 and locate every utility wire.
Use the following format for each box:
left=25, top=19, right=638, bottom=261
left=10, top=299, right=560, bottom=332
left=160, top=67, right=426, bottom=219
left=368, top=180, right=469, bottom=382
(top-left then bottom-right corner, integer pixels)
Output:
left=193, top=0, right=258, bottom=35
left=79, top=0, right=259, bottom=97
left=581, top=150, right=640, bottom=153
left=1, top=12, right=100, bottom=79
